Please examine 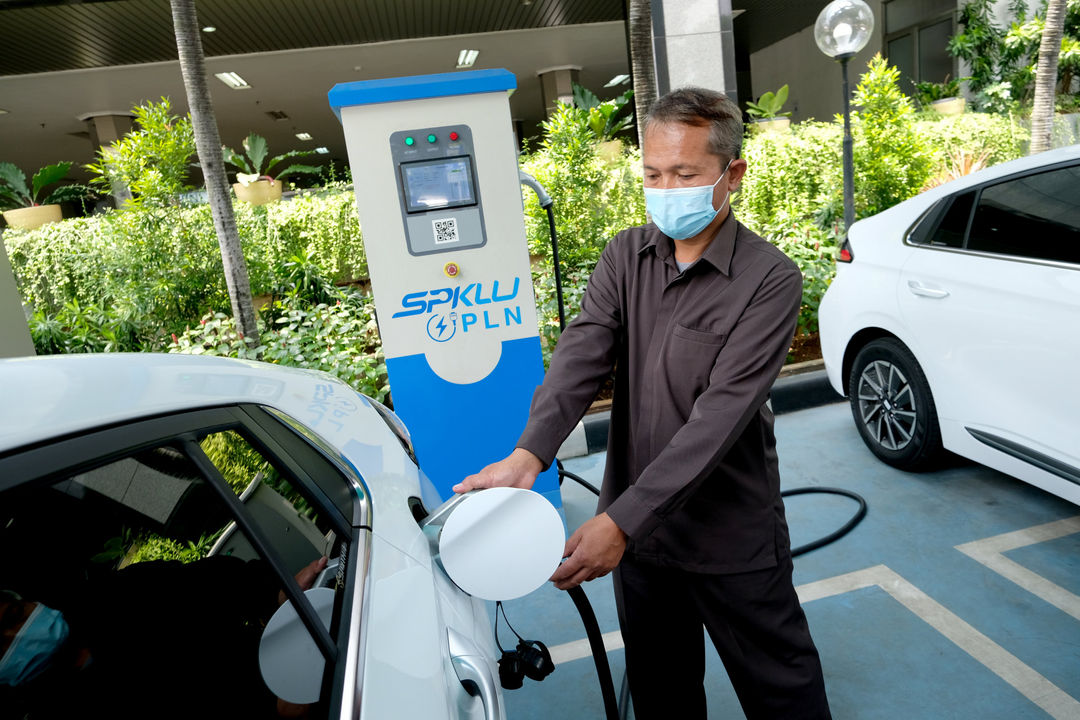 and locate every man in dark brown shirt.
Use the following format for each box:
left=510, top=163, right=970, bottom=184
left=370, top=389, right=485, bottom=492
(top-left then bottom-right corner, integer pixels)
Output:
left=456, top=88, right=830, bottom=719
